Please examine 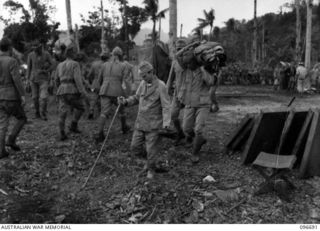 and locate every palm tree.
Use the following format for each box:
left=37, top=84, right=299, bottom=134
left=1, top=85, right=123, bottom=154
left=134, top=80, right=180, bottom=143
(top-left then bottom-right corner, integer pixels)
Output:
left=143, top=0, right=159, bottom=43
left=195, top=8, right=215, bottom=41
left=157, top=8, right=169, bottom=40
left=65, top=0, right=72, bottom=37
left=169, top=0, right=177, bottom=40
left=305, top=0, right=313, bottom=69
